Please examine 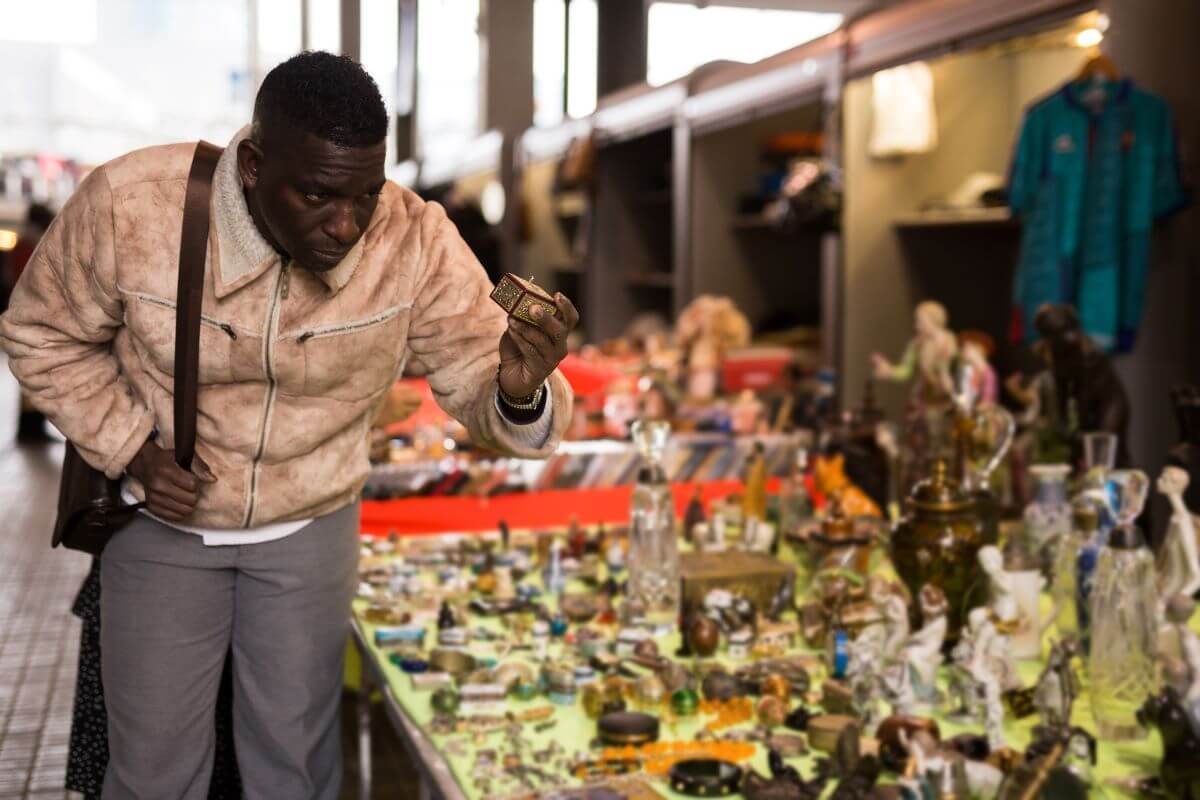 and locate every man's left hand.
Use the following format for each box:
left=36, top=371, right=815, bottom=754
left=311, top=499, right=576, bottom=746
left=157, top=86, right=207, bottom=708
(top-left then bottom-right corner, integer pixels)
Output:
left=498, top=292, right=579, bottom=398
